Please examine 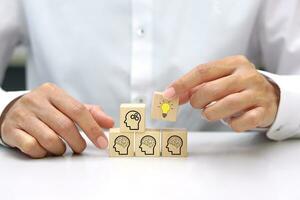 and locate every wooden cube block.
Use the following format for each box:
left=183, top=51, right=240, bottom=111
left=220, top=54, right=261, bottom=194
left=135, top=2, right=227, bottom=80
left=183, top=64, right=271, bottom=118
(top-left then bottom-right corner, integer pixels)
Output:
left=135, top=129, right=161, bottom=157
left=161, top=128, right=188, bottom=157
left=109, top=128, right=134, bottom=157
left=151, top=91, right=179, bottom=122
left=120, top=103, right=145, bottom=133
